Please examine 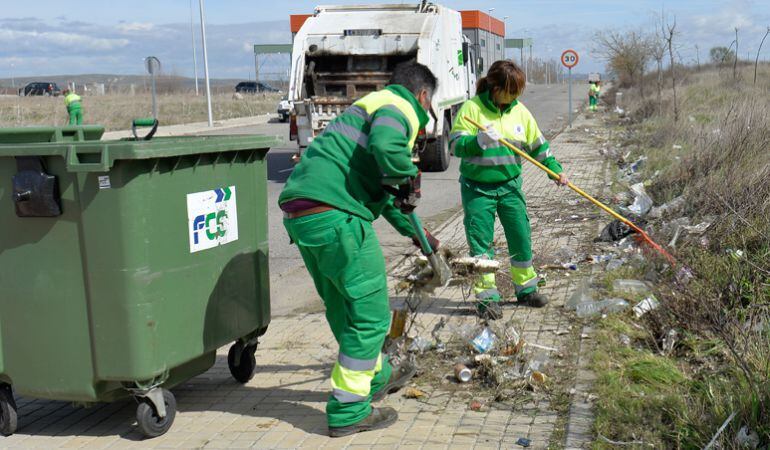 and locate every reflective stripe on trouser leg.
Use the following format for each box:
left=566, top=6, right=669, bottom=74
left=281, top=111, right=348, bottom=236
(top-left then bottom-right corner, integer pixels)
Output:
left=331, top=353, right=382, bottom=403
left=511, top=265, right=540, bottom=297
left=473, top=271, right=501, bottom=302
